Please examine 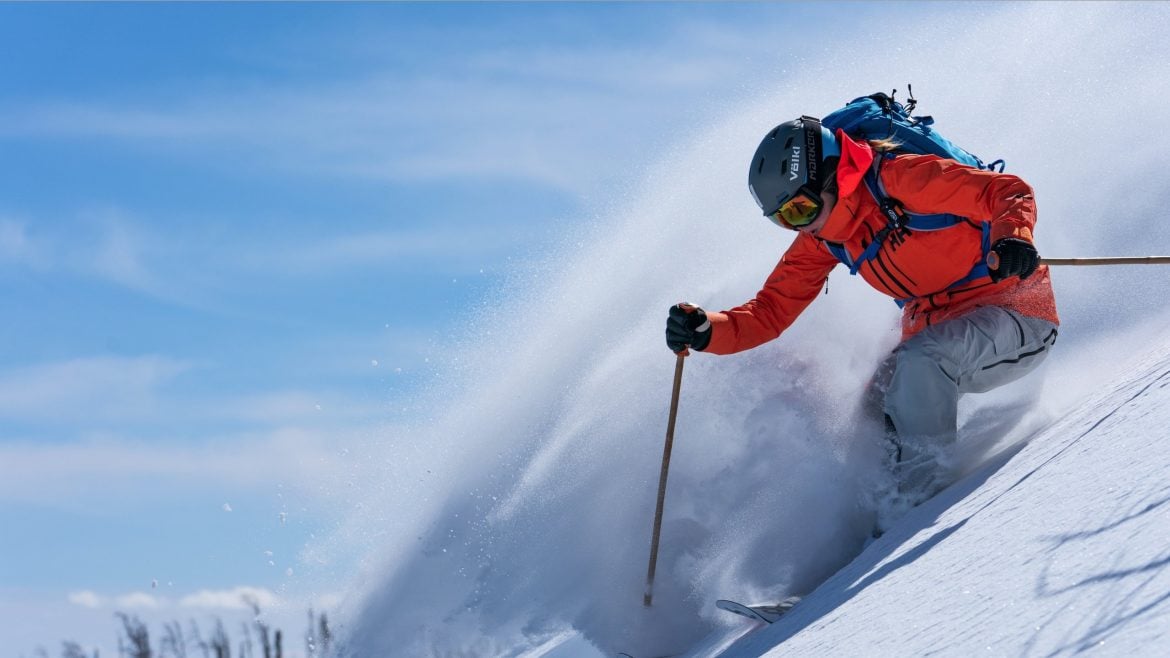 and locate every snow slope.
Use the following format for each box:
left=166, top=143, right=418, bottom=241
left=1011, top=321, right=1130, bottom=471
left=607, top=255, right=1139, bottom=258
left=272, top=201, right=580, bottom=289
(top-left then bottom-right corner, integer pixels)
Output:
left=316, top=4, right=1170, bottom=657
left=704, top=335, right=1170, bottom=657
